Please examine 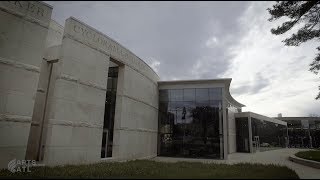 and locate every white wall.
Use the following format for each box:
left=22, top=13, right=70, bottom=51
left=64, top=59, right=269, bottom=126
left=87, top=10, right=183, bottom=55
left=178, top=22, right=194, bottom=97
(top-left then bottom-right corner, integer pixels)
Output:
left=42, top=17, right=159, bottom=165
left=43, top=33, right=110, bottom=166
left=113, top=65, right=158, bottom=160
left=45, top=20, right=64, bottom=48
left=0, top=1, right=52, bottom=168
